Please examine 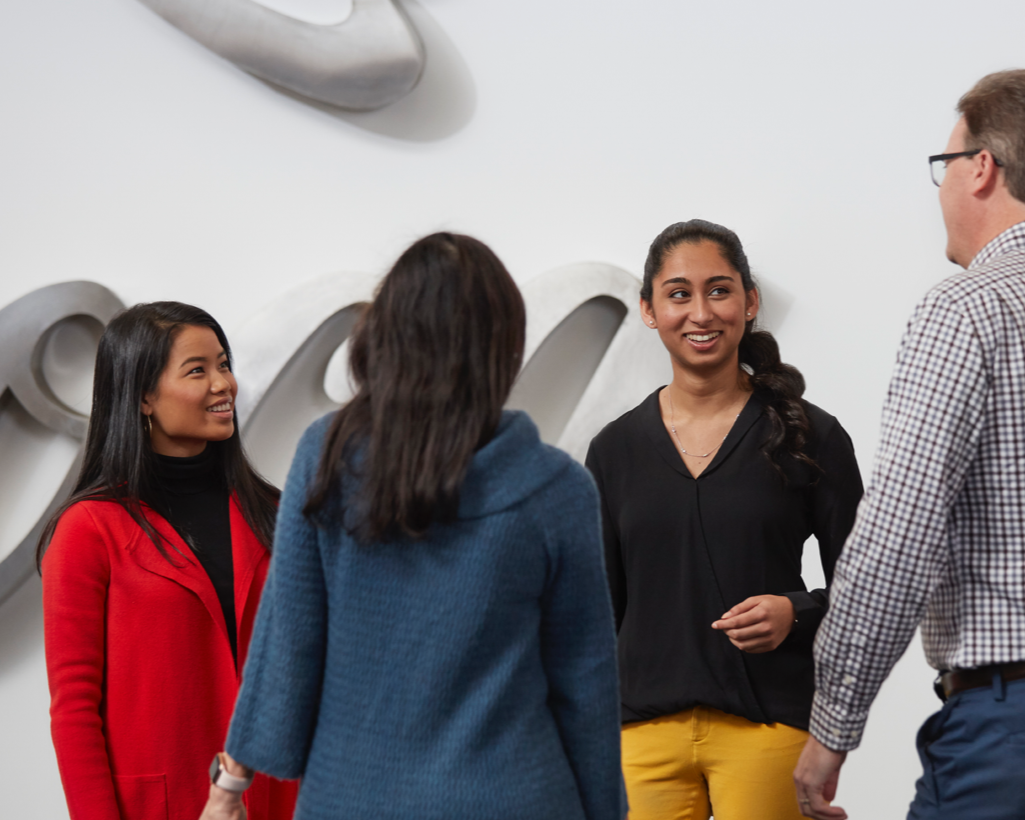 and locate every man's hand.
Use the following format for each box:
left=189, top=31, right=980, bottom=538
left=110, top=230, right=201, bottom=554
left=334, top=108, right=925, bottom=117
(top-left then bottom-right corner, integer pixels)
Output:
left=711, top=595, right=795, bottom=652
left=793, top=735, right=848, bottom=819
